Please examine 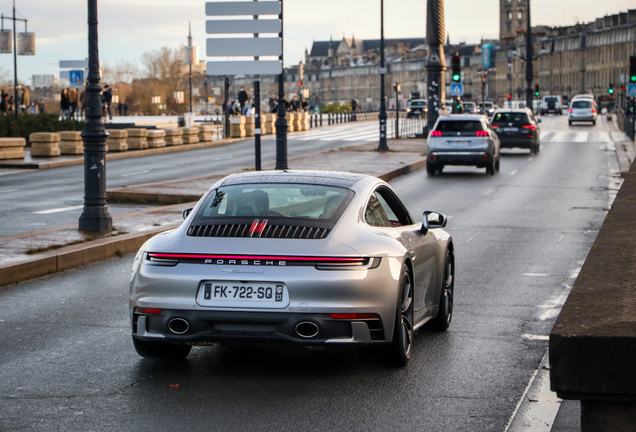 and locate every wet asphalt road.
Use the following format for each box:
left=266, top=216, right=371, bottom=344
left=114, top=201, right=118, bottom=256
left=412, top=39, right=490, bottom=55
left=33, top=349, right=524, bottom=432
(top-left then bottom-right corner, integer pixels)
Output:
left=0, top=116, right=620, bottom=431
